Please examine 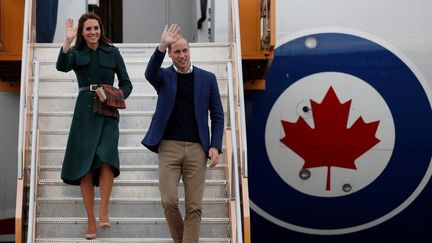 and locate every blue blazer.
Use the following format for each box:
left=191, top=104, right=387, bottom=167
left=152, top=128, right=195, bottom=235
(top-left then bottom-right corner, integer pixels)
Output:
left=141, top=49, right=224, bottom=154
